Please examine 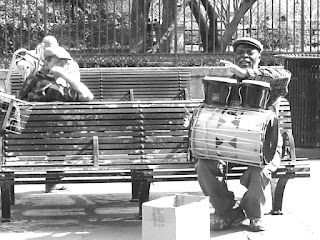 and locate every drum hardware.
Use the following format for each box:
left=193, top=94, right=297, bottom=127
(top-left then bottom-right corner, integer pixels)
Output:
left=188, top=76, right=278, bottom=167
